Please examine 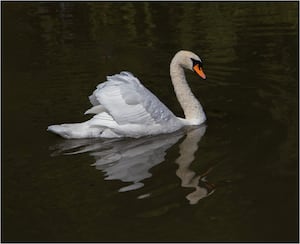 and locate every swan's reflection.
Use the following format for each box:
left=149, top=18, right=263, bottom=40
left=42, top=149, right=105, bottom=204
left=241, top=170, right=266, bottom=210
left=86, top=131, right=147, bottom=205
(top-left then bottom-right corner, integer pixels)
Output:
left=175, top=126, right=216, bottom=204
left=50, top=125, right=216, bottom=204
